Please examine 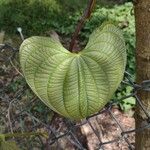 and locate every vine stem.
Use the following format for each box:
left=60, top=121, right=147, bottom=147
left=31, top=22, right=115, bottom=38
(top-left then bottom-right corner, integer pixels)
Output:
left=69, top=0, right=96, bottom=52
